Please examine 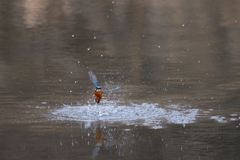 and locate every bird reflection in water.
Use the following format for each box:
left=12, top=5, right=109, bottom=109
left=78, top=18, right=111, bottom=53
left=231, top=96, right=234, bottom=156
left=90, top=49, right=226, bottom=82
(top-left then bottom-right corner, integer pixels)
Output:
left=92, top=128, right=110, bottom=156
